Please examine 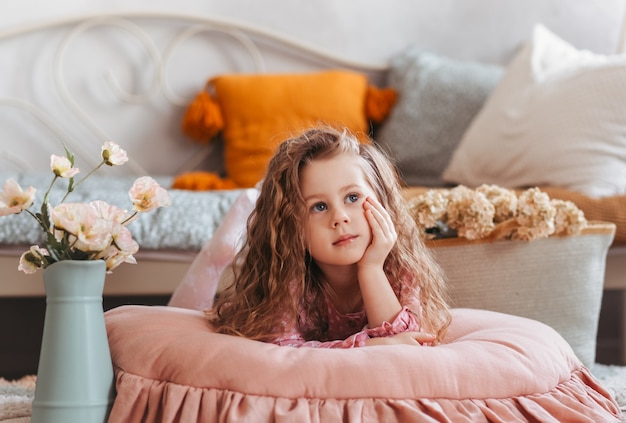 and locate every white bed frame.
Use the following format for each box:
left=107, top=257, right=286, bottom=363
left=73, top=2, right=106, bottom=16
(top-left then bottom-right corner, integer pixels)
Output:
left=0, top=11, right=390, bottom=293
left=1, top=1, right=625, bottom=362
